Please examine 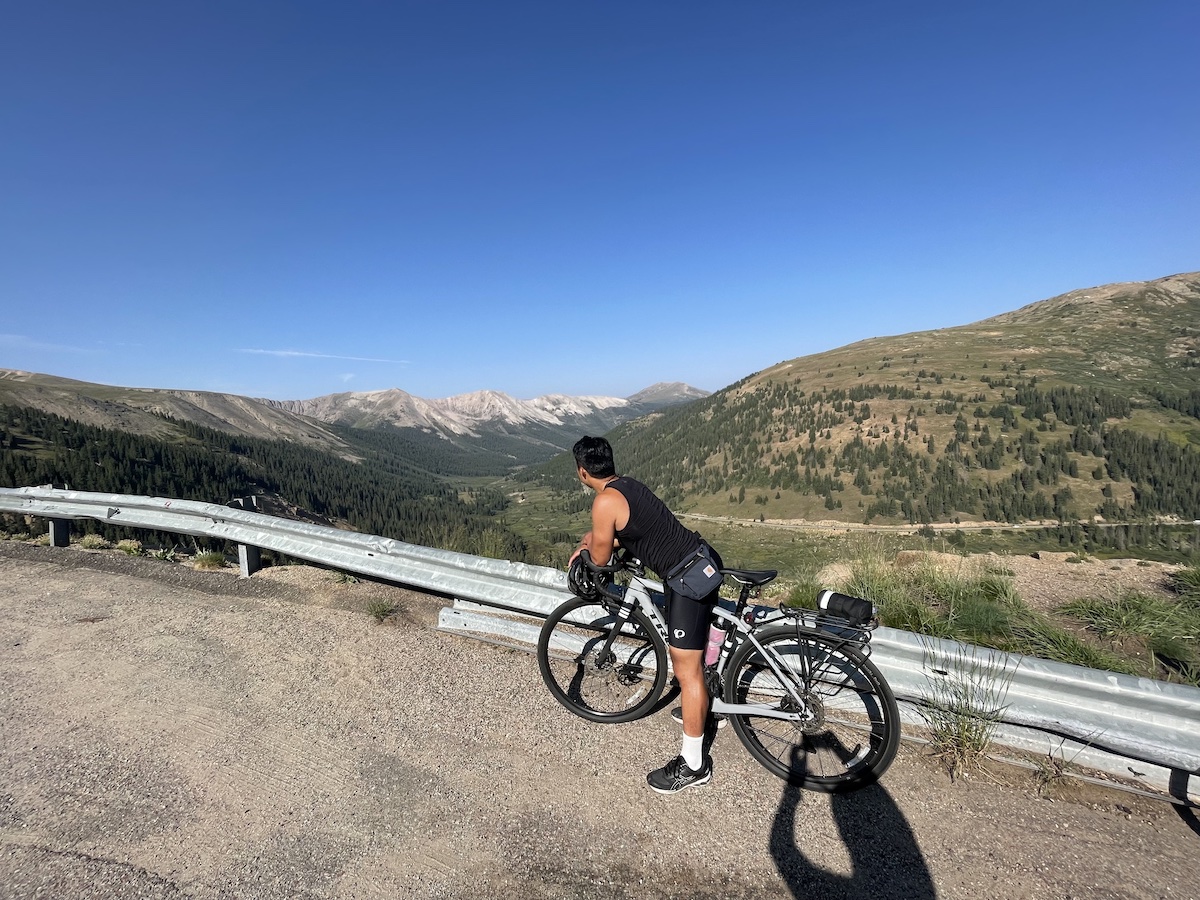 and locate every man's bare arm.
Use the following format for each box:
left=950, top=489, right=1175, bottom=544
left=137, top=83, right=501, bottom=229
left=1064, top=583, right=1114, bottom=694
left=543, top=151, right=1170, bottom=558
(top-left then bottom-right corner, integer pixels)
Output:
left=584, top=489, right=623, bottom=566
